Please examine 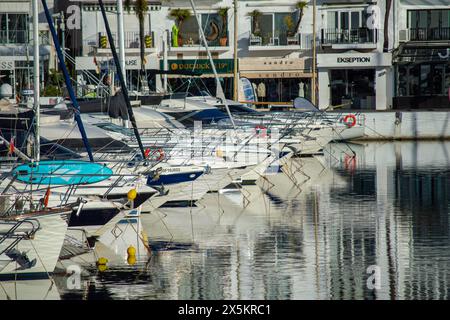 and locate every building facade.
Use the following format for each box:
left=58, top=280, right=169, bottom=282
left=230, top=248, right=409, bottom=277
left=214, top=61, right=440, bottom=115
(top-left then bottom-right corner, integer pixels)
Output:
left=0, top=0, right=55, bottom=99
left=316, top=0, right=394, bottom=110
left=393, top=0, right=450, bottom=109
